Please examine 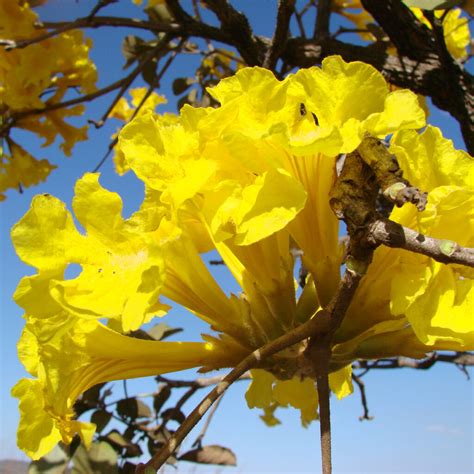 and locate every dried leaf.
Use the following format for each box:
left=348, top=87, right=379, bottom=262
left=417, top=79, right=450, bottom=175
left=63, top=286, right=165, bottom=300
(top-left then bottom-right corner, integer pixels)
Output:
left=91, top=409, right=112, bottom=433
left=179, top=445, right=237, bottom=466
left=153, top=385, right=172, bottom=413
